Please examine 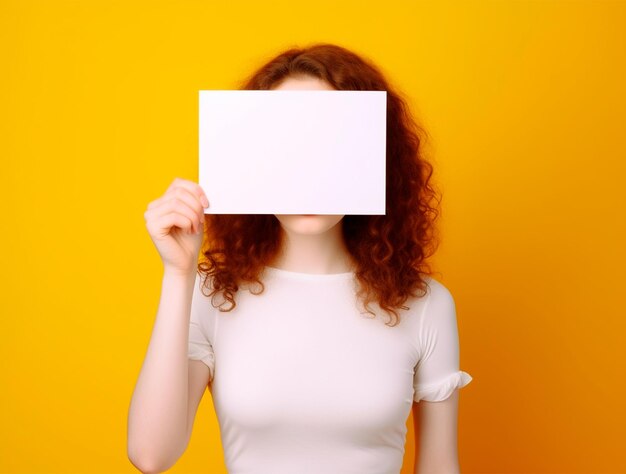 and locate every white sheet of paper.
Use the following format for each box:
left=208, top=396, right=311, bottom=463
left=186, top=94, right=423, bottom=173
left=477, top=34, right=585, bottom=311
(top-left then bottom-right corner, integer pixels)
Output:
left=199, top=90, right=386, bottom=214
